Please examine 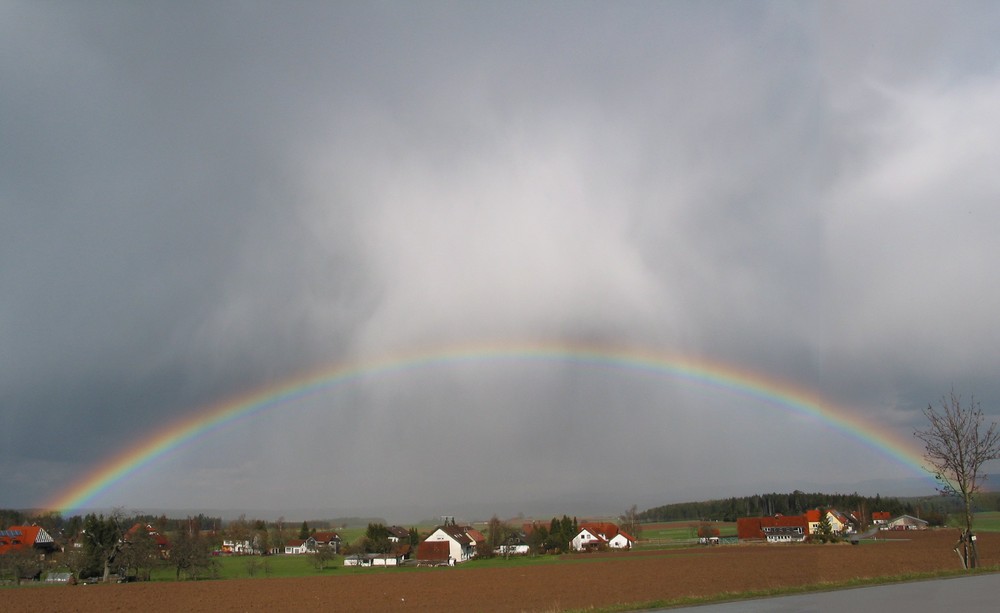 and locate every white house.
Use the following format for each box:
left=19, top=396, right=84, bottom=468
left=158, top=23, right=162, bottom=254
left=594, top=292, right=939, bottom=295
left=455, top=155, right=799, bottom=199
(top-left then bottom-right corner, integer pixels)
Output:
left=423, top=525, right=476, bottom=563
left=607, top=532, right=636, bottom=549
left=284, top=539, right=310, bottom=555
left=571, top=527, right=605, bottom=551
left=311, top=532, right=341, bottom=553
left=495, top=533, right=530, bottom=556
left=571, top=523, right=636, bottom=551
